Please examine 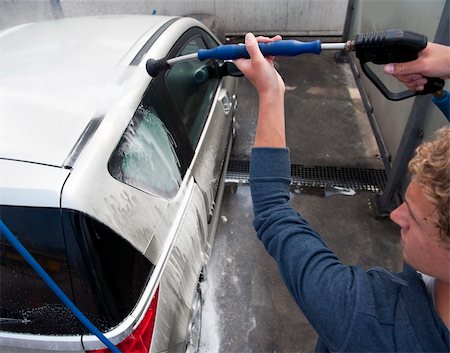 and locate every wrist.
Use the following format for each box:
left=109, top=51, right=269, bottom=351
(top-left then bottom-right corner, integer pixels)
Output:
left=258, top=85, right=285, bottom=101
